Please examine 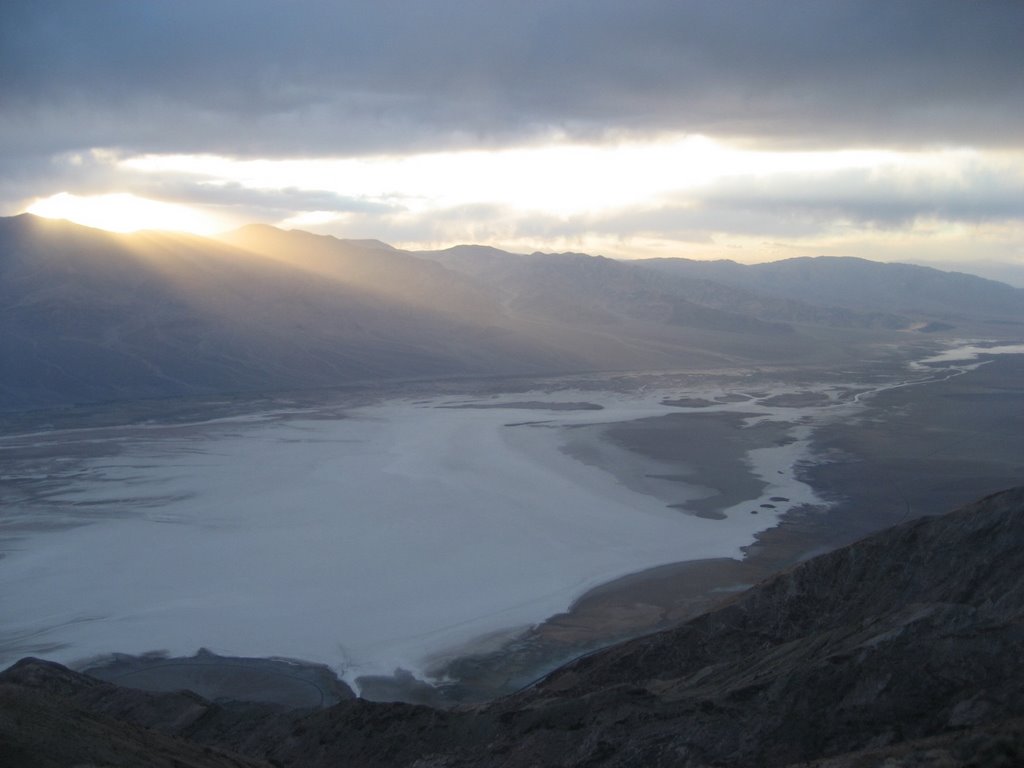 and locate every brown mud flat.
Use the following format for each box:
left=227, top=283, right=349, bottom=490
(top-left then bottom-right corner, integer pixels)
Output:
left=660, top=396, right=717, bottom=407
left=438, top=400, right=604, bottom=411
left=601, top=411, right=793, bottom=517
